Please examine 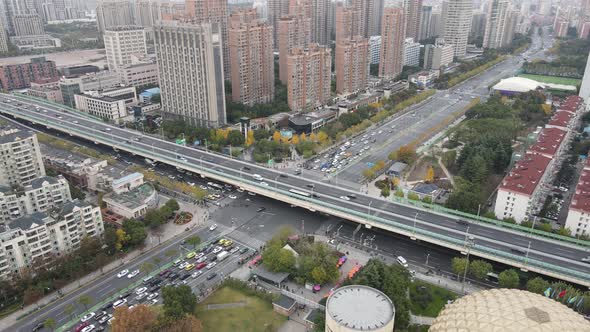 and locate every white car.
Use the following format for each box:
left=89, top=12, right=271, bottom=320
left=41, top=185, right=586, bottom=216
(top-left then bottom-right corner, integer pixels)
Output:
left=209, top=224, right=218, bottom=231
left=81, top=325, right=95, bottom=332
left=191, top=271, right=202, bottom=279
left=135, top=287, right=148, bottom=295
left=339, top=196, right=350, bottom=201
left=259, top=182, right=269, bottom=186
left=212, top=246, right=223, bottom=254
left=230, top=246, right=240, bottom=254
left=149, top=299, right=158, bottom=305
left=113, top=298, right=127, bottom=308
left=196, top=256, right=207, bottom=263
left=81, top=312, right=96, bottom=322
left=135, top=293, right=148, bottom=301
left=117, top=269, right=129, bottom=278
left=147, top=292, right=159, bottom=301
left=179, top=261, right=189, bottom=269
left=228, top=194, right=237, bottom=199
left=98, top=314, right=112, bottom=324
left=195, top=252, right=205, bottom=259
left=127, top=269, right=139, bottom=279
left=206, top=262, right=217, bottom=270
